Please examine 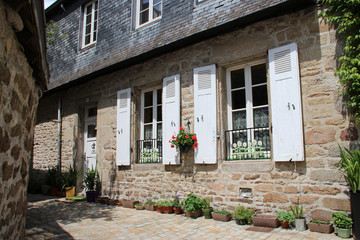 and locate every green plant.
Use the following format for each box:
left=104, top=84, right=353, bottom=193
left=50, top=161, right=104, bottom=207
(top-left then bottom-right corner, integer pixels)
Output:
left=319, top=0, right=360, bottom=120
left=213, top=210, right=231, bottom=215
left=46, top=20, right=69, bottom=46
left=135, top=203, right=143, bottom=207
left=83, top=167, right=99, bottom=192
left=232, top=205, right=255, bottom=224
left=200, top=197, right=211, bottom=209
left=156, top=200, right=173, bottom=207
left=173, top=195, right=181, bottom=208
left=170, top=127, right=198, bottom=149
left=61, top=165, right=80, bottom=190
left=337, top=145, right=360, bottom=193
left=332, top=212, right=353, bottom=229
left=277, top=211, right=294, bottom=224
left=145, top=201, right=155, bottom=205
left=182, top=193, right=202, bottom=212
left=290, top=198, right=304, bottom=219
left=311, top=219, right=331, bottom=225
left=46, top=166, right=60, bottom=187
